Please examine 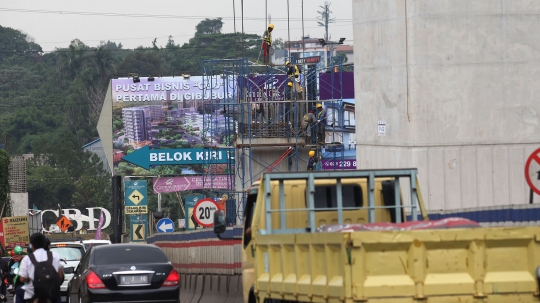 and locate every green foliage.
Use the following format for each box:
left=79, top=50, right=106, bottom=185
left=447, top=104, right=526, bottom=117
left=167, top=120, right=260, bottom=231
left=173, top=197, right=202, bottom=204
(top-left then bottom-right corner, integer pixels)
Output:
left=117, top=50, right=165, bottom=76
left=0, top=18, right=270, bottom=215
left=0, top=150, right=11, bottom=216
left=0, top=25, right=42, bottom=64
left=196, top=18, right=223, bottom=35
